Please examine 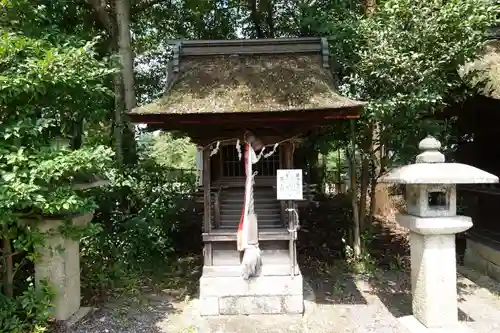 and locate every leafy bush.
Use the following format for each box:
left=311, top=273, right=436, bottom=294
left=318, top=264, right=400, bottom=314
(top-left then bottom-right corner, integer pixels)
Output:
left=80, top=159, right=200, bottom=301
left=298, top=193, right=353, bottom=263
left=0, top=280, right=53, bottom=333
left=0, top=27, right=114, bottom=331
